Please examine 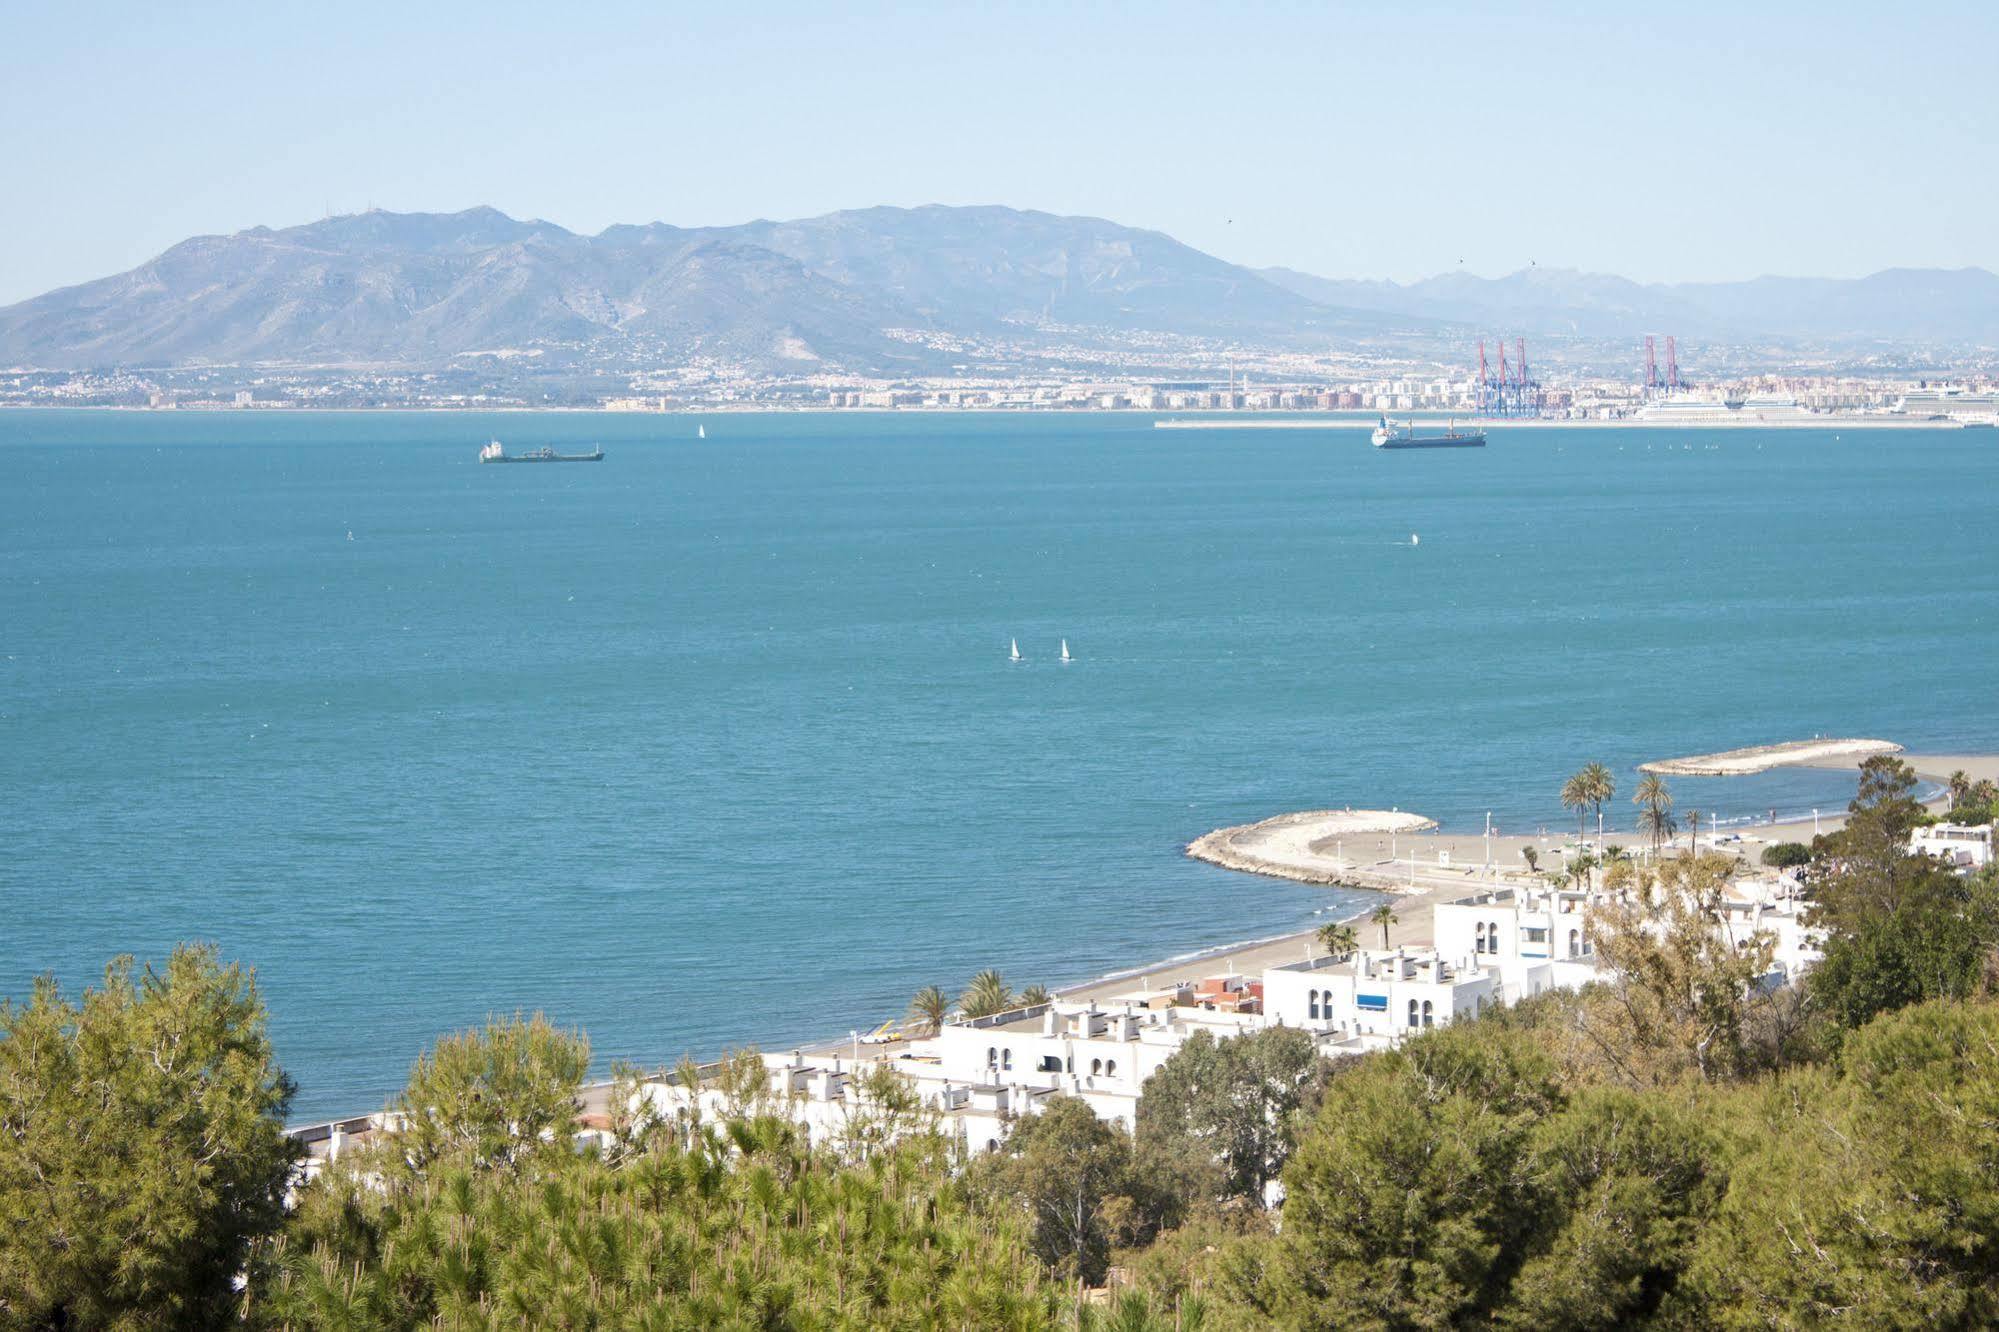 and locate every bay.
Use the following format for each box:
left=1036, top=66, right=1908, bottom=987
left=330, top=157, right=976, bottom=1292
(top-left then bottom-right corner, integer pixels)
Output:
left=3, top=410, right=1991, bottom=1118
